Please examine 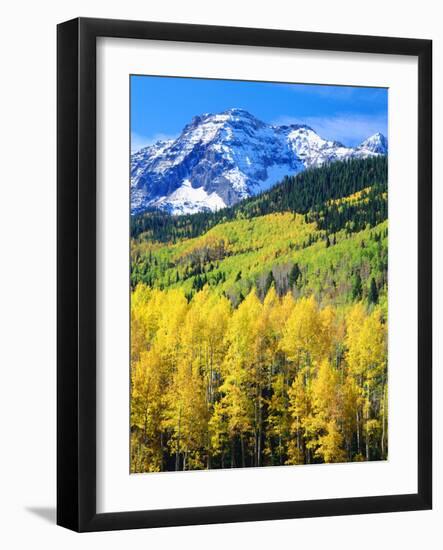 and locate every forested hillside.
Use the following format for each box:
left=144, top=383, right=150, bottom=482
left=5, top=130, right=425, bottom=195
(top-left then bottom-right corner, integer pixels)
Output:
left=131, top=156, right=387, bottom=241
left=130, top=155, right=388, bottom=472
